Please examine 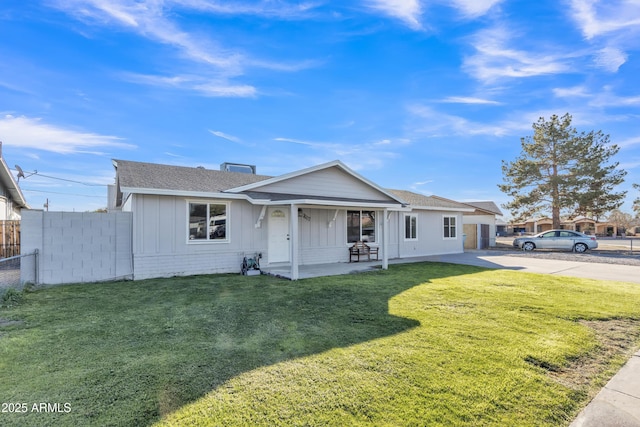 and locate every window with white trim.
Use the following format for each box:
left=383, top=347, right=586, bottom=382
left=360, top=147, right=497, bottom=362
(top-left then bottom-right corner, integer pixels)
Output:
left=405, top=214, right=417, bottom=240
left=443, top=215, right=457, bottom=239
left=347, top=210, right=376, bottom=243
left=188, top=202, right=228, bottom=242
